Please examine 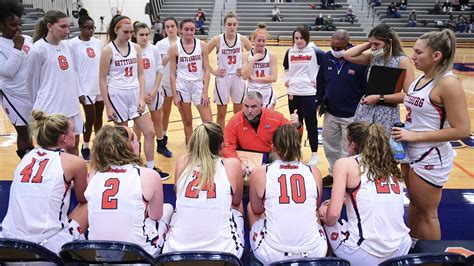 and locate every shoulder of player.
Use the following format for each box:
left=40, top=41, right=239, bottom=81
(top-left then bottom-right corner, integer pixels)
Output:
left=61, top=152, right=87, bottom=172
left=139, top=166, right=161, bottom=179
